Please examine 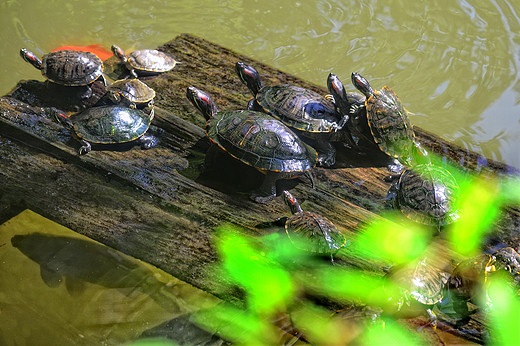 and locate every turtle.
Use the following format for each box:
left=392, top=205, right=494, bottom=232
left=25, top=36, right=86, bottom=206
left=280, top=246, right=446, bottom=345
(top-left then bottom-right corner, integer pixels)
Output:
left=282, top=190, right=347, bottom=261
left=20, top=48, right=105, bottom=87
left=493, top=247, right=520, bottom=282
left=351, top=72, right=428, bottom=167
left=489, top=247, right=520, bottom=290
left=48, top=105, right=158, bottom=155
left=105, top=79, right=156, bottom=111
left=235, top=62, right=359, bottom=167
left=386, top=164, right=460, bottom=227
left=447, top=253, right=496, bottom=318
left=111, top=45, right=178, bottom=78
left=186, top=86, right=317, bottom=203
left=386, top=256, right=450, bottom=328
